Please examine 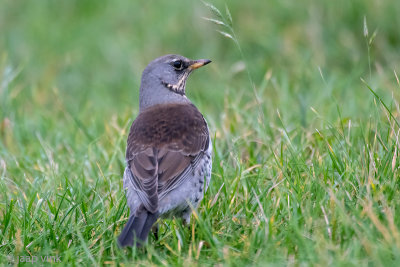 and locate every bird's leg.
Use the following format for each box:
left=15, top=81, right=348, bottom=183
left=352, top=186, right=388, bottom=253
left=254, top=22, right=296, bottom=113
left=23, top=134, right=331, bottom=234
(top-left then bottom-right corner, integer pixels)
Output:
left=152, top=223, right=159, bottom=240
left=182, top=209, right=192, bottom=227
